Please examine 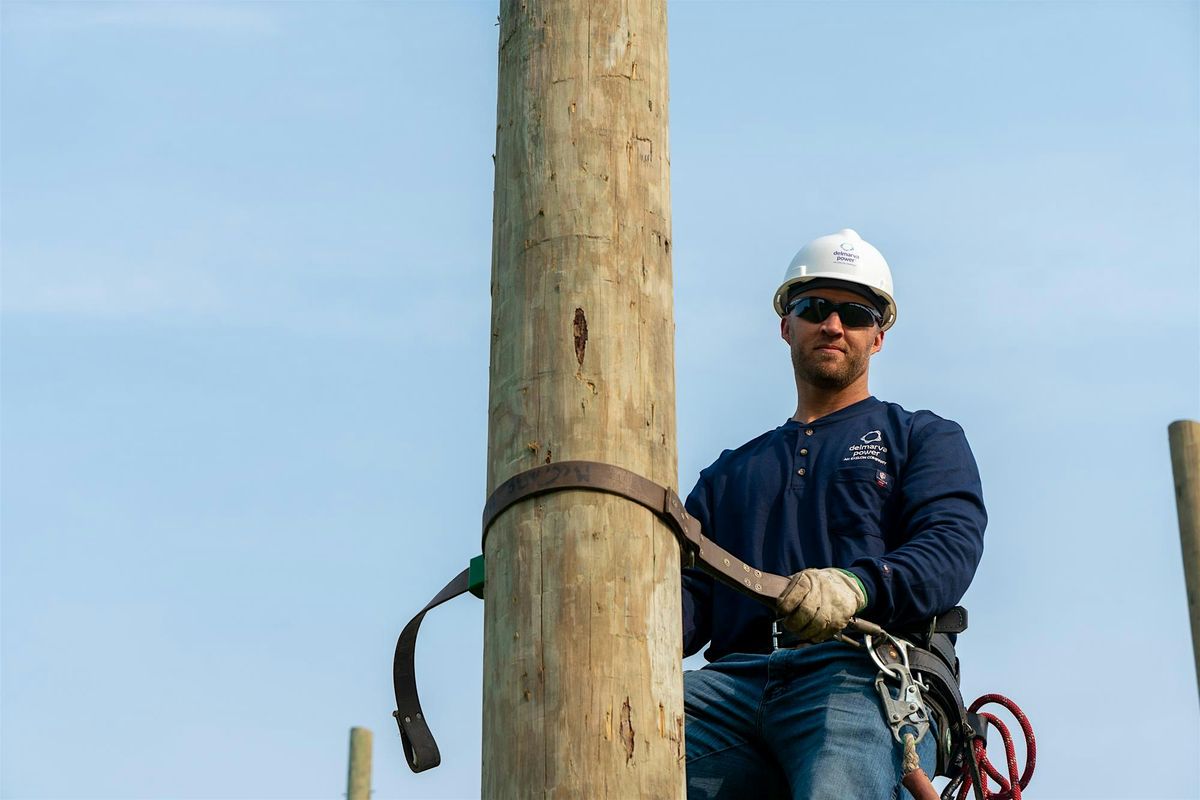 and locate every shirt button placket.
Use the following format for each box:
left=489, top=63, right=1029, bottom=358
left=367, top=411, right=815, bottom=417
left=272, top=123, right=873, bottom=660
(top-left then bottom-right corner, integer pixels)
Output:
left=795, top=428, right=814, bottom=484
